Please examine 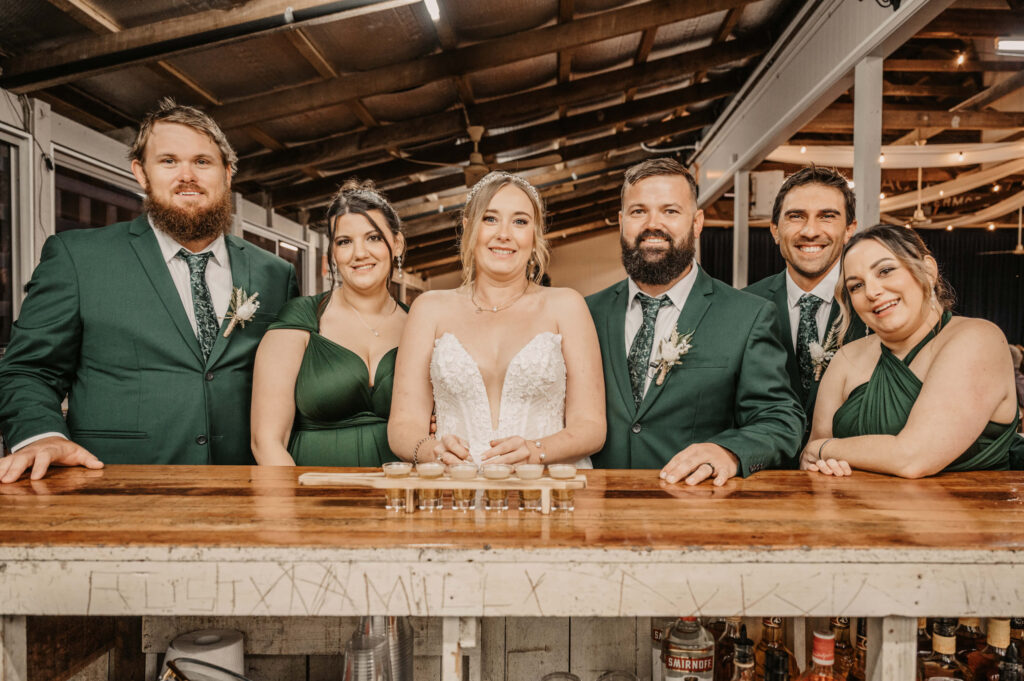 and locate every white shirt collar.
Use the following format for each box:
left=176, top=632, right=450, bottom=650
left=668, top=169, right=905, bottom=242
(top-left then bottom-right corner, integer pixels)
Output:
left=149, top=215, right=228, bottom=267
left=627, top=263, right=700, bottom=310
left=785, top=261, right=840, bottom=310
